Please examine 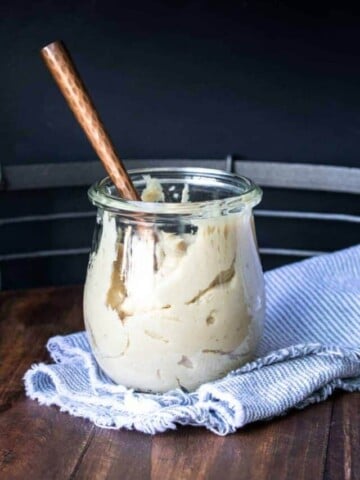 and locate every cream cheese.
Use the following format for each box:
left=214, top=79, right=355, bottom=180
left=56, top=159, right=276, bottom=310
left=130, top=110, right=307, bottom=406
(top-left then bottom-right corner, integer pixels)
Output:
left=84, top=204, right=264, bottom=392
